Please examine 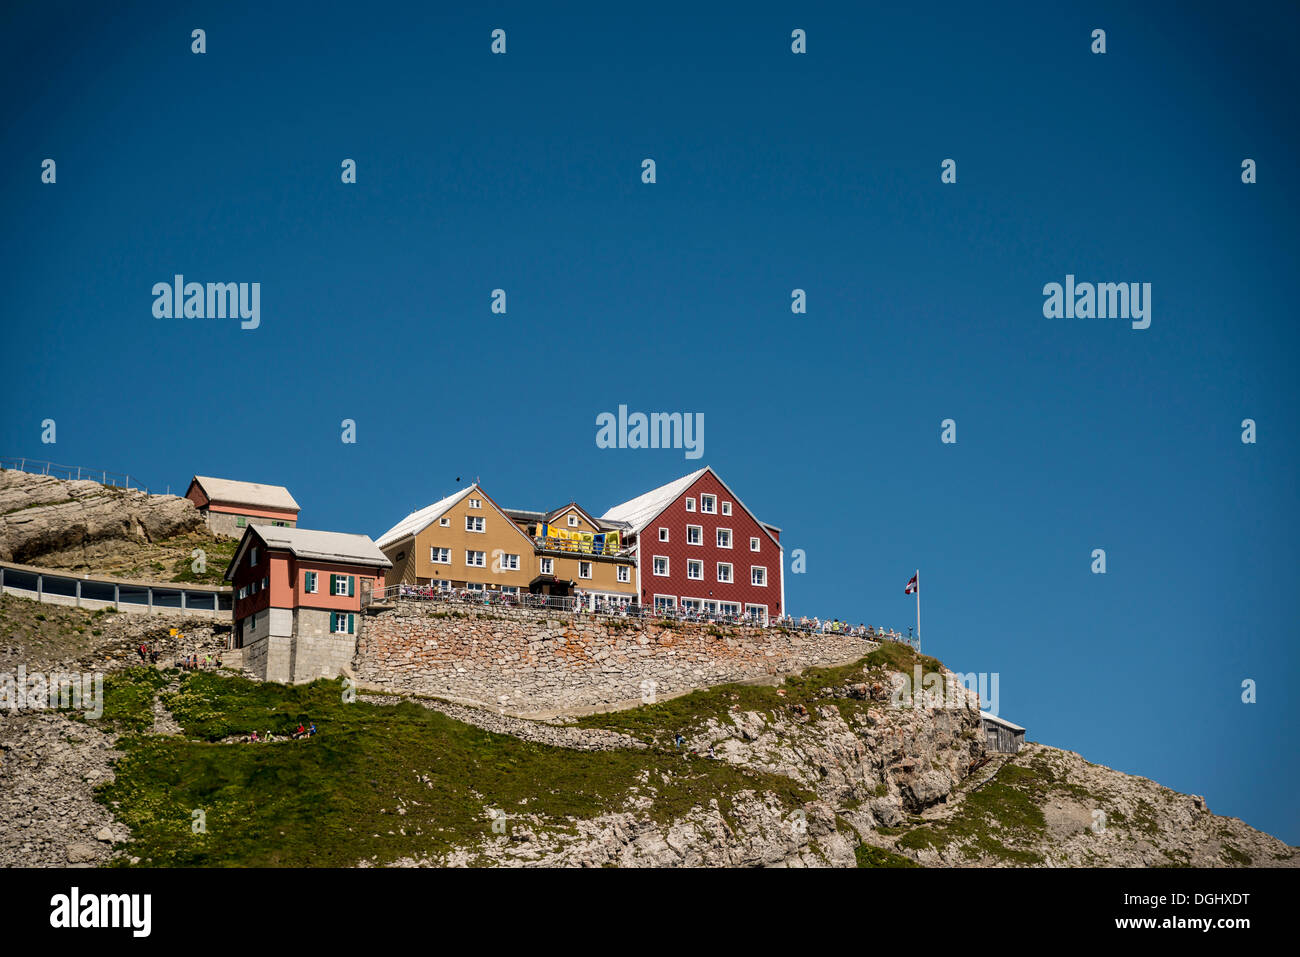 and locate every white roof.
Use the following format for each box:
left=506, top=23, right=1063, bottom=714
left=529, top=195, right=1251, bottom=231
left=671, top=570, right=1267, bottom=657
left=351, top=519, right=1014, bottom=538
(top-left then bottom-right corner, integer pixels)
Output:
left=600, top=468, right=708, bottom=533
left=192, top=475, right=299, bottom=512
left=375, top=485, right=475, bottom=549
left=247, top=525, right=390, bottom=567
left=980, top=711, right=1025, bottom=732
